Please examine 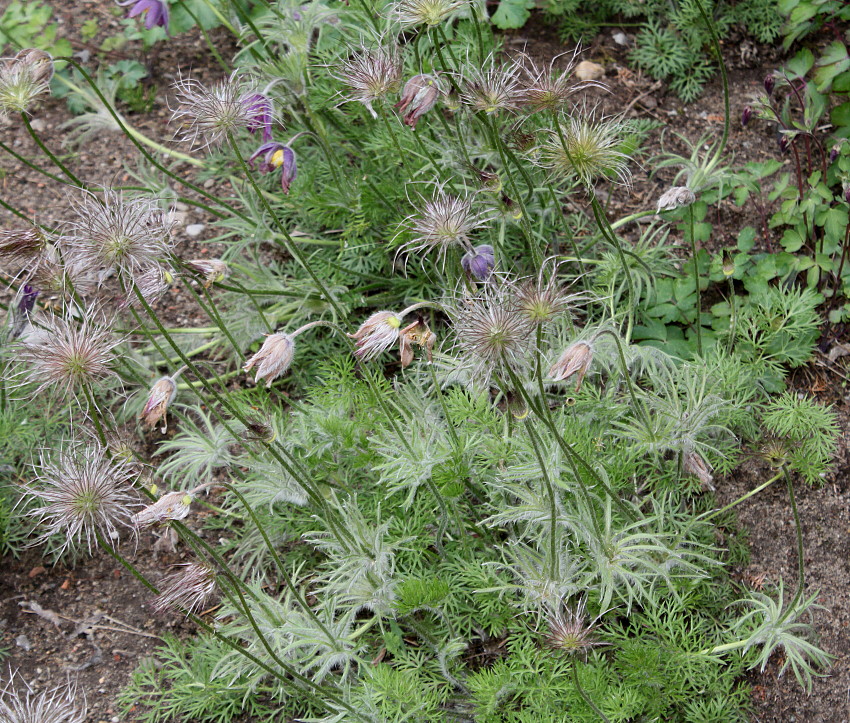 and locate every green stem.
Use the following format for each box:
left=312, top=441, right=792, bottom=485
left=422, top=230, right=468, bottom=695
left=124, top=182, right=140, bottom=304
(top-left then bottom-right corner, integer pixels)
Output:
left=21, top=113, right=84, bottom=187
left=697, top=471, right=783, bottom=524
left=526, top=421, right=559, bottom=580
left=688, top=205, right=703, bottom=356
left=573, top=664, right=611, bottom=723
